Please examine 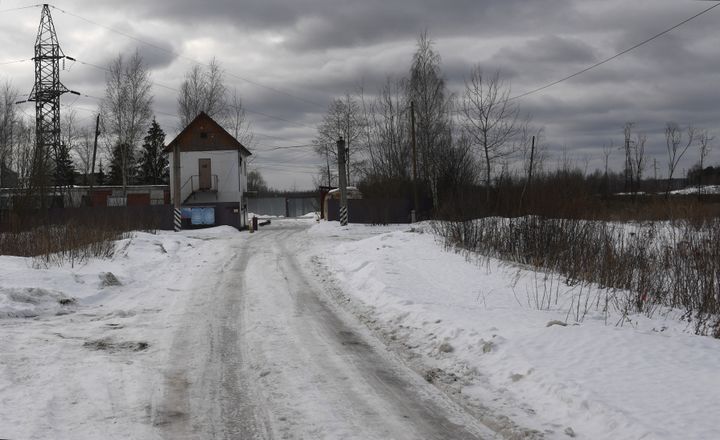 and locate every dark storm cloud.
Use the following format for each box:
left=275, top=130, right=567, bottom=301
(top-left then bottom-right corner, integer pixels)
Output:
left=76, top=0, right=576, bottom=51
left=132, top=37, right=178, bottom=70
left=3, top=0, right=720, bottom=188
left=497, top=35, right=598, bottom=65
